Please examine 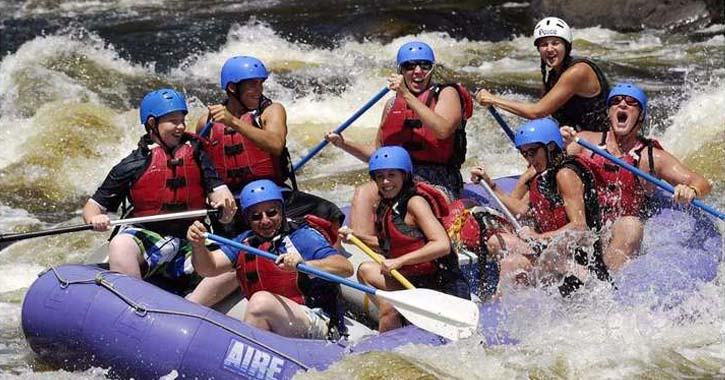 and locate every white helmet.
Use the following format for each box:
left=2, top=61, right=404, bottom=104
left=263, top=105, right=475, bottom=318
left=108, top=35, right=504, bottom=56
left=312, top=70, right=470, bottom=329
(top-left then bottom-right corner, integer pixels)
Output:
left=533, top=17, right=572, bottom=46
